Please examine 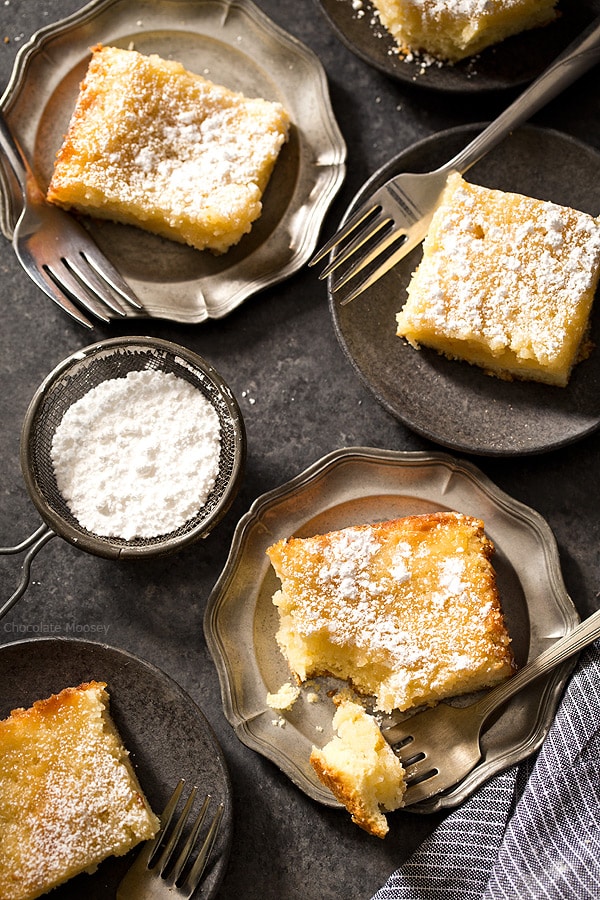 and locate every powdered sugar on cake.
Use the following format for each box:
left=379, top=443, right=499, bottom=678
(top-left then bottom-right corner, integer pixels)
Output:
left=316, top=528, right=384, bottom=601
left=285, top=522, right=496, bottom=663
left=18, top=751, right=149, bottom=883
left=370, top=0, right=559, bottom=64
left=46, top=46, right=290, bottom=253
left=410, top=0, right=531, bottom=15
left=0, top=683, right=157, bottom=896
left=268, top=513, right=514, bottom=713
left=103, top=93, right=285, bottom=216
left=408, top=181, right=600, bottom=362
